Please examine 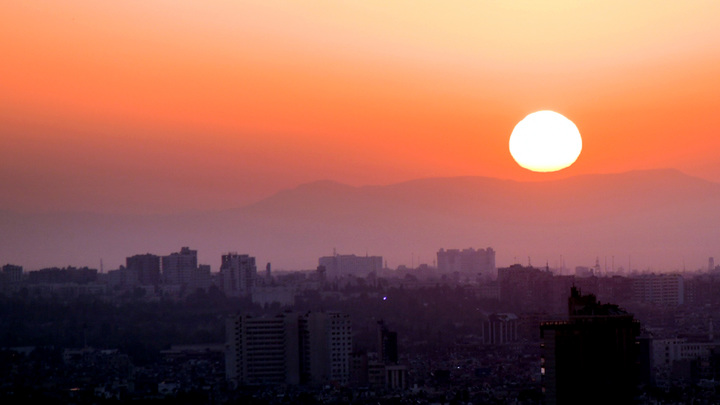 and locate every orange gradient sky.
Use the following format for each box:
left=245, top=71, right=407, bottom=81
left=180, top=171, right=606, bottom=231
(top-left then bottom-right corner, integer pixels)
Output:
left=2, top=1, right=720, bottom=214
